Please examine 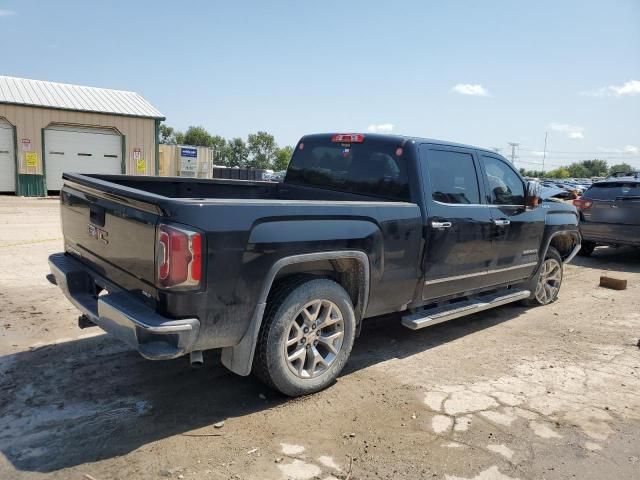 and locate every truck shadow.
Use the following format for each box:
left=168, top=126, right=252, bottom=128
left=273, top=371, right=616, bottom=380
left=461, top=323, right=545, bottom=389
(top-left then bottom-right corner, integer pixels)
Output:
left=570, top=246, right=640, bottom=274
left=0, top=304, right=523, bottom=473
